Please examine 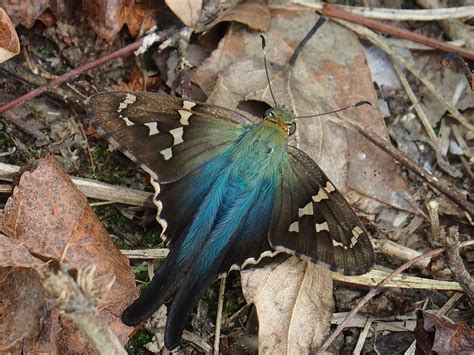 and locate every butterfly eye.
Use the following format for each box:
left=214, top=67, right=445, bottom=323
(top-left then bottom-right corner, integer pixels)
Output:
left=288, top=122, right=296, bottom=135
